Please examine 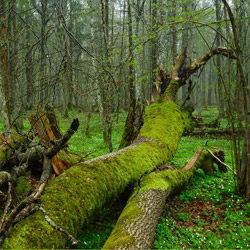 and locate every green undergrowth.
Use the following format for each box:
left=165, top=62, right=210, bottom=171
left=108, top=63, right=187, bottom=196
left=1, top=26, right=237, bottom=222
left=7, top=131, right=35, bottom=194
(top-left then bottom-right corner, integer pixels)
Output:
left=0, top=109, right=127, bottom=159
left=75, top=207, right=120, bottom=249
left=193, top=106, right=229, bottom=129
left=0, top=106, right=247, bottom=249
left=154, top=136, right=250, bottom=249
left=56, top=110, right=127, bottom=158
